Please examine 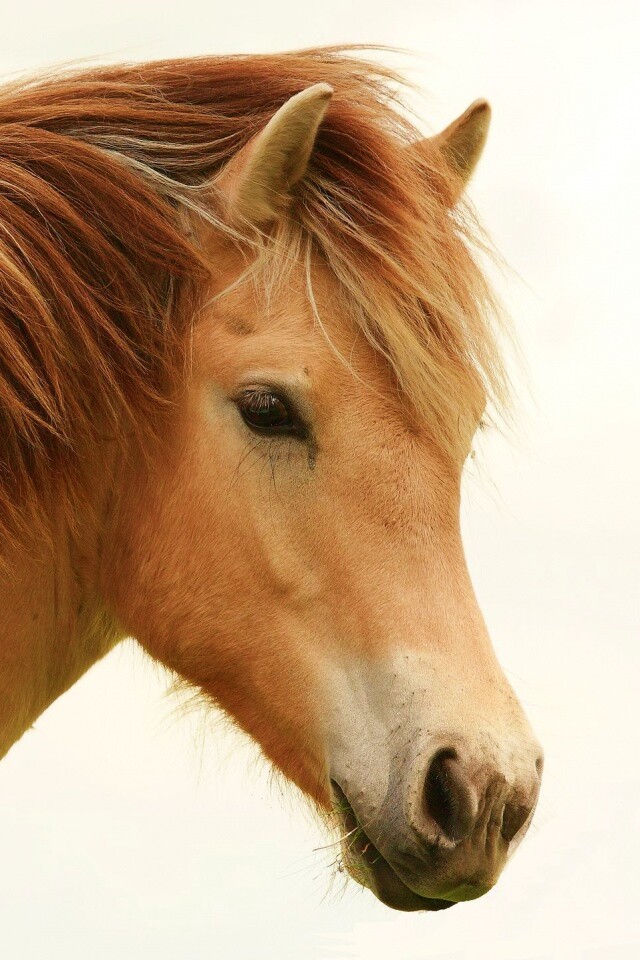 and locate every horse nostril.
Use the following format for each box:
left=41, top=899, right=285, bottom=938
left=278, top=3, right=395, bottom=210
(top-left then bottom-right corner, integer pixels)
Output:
left=500, top=801, right=532, bottom=843
left=424, top=750, right=479, bottom=843
left=501, top=760, right=542, bottom=843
